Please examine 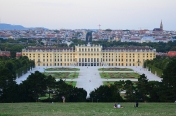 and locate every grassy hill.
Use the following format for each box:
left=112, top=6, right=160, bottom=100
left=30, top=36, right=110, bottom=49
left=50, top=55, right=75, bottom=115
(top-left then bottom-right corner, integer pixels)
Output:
left=0, top=103, right=176, bottom=116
